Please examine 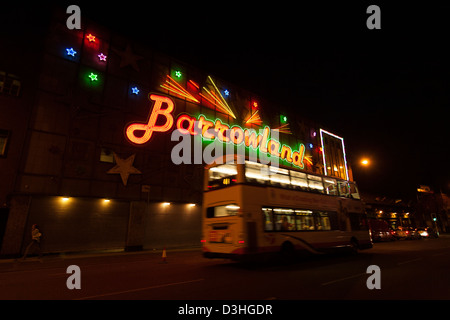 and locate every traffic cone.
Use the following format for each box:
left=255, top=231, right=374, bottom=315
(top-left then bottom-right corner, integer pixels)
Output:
left=161, top=247, right=167, bottom=263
